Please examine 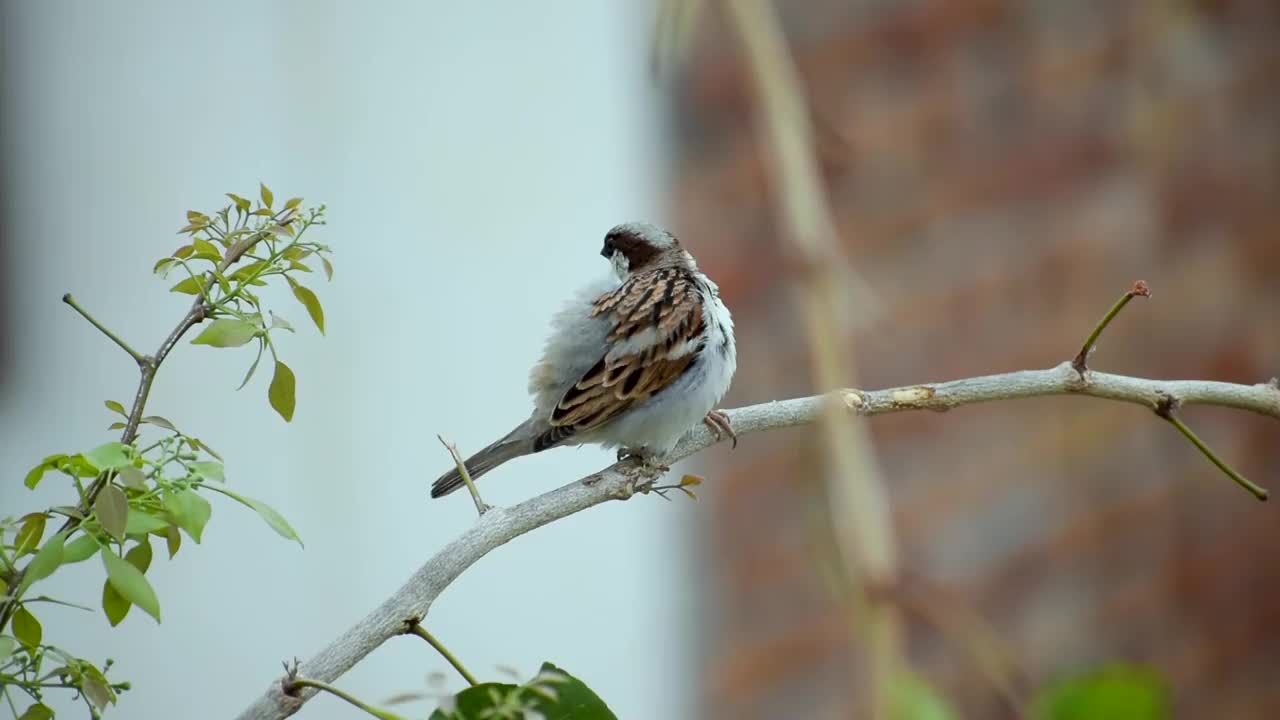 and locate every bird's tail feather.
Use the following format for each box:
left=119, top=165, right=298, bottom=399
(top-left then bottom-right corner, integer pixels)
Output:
left=431, top=435, right=531, bottom=499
